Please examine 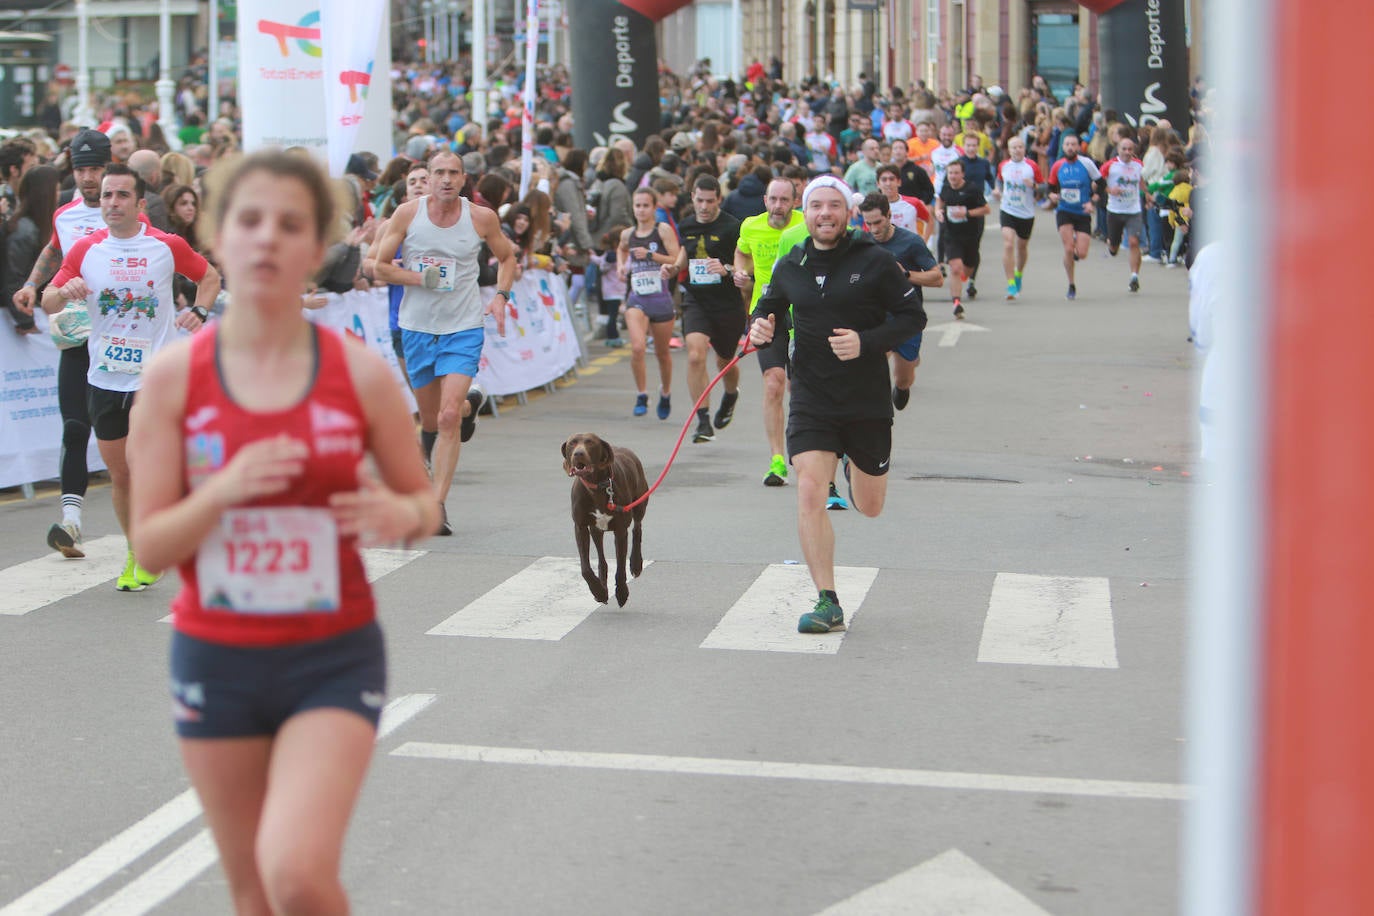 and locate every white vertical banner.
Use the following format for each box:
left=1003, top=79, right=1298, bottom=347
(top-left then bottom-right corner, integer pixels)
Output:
left=238, top=0, right=327, bottom=156
left=518, top=0, right=539, bottom=198
left=239, top=0, right=392, bottom=165
left=320, top=0, right=387, bottom=177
